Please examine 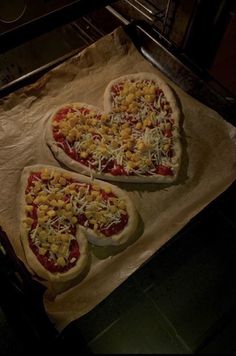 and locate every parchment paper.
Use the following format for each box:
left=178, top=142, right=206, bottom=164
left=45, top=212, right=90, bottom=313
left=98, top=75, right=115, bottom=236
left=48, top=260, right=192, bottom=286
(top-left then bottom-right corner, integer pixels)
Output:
left=0, top=27, right=236, bottom=332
